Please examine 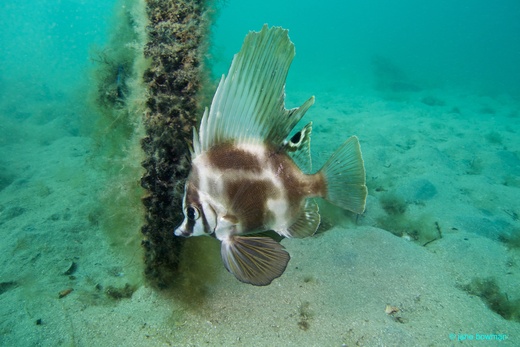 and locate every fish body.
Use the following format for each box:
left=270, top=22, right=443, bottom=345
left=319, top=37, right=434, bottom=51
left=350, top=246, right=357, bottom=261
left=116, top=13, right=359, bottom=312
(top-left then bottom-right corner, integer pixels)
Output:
left=174, top=25, right=367, bottom=286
